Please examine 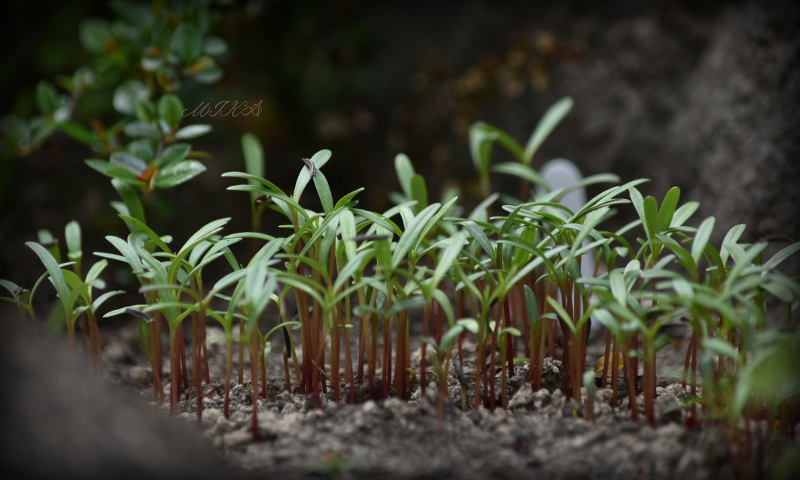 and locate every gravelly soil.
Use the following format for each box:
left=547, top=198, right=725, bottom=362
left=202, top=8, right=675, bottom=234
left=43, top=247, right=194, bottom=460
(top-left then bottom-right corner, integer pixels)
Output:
left=3, top=318, right=797, bottom=480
